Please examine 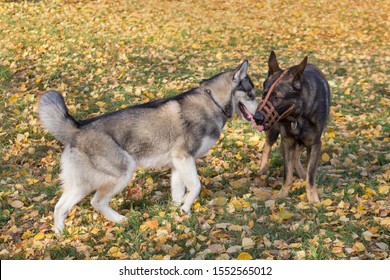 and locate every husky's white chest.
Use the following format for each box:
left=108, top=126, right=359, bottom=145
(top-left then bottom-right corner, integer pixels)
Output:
left=195, top=136, right=218, bottom=158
